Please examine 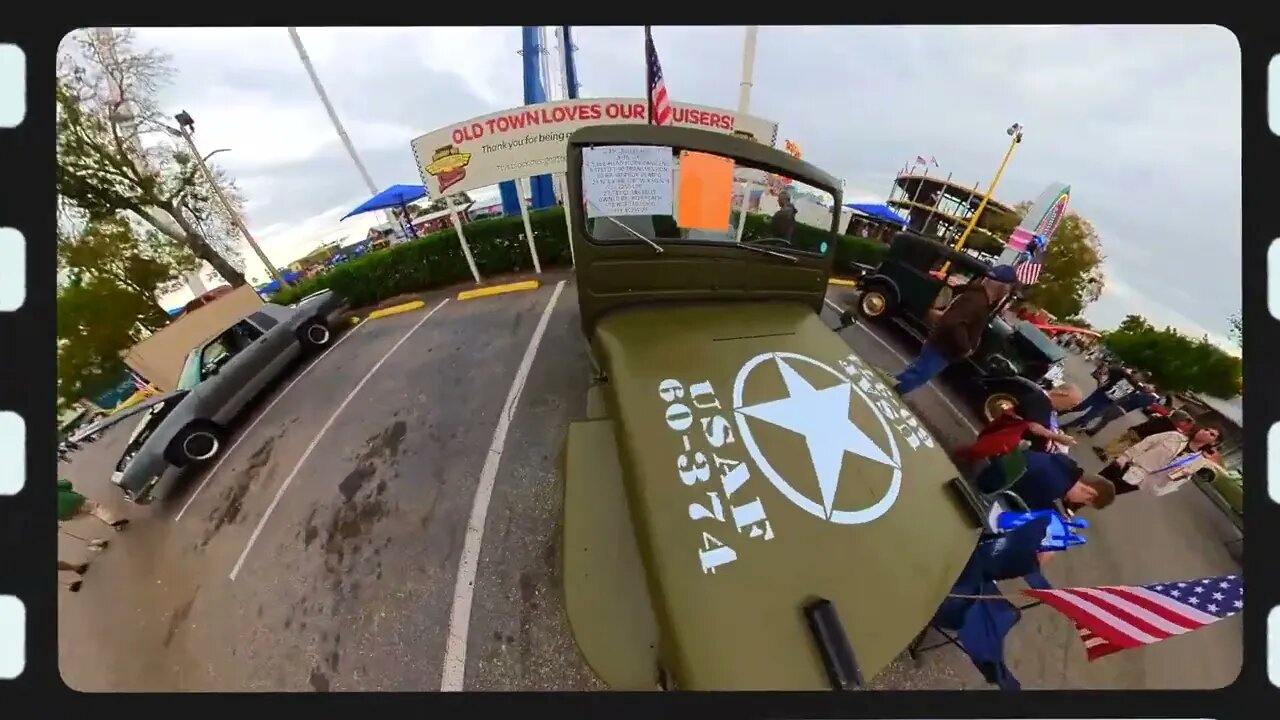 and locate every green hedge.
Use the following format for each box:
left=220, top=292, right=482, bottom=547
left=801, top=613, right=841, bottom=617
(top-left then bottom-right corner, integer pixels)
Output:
left=273, top=207, right=885, bottom=308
